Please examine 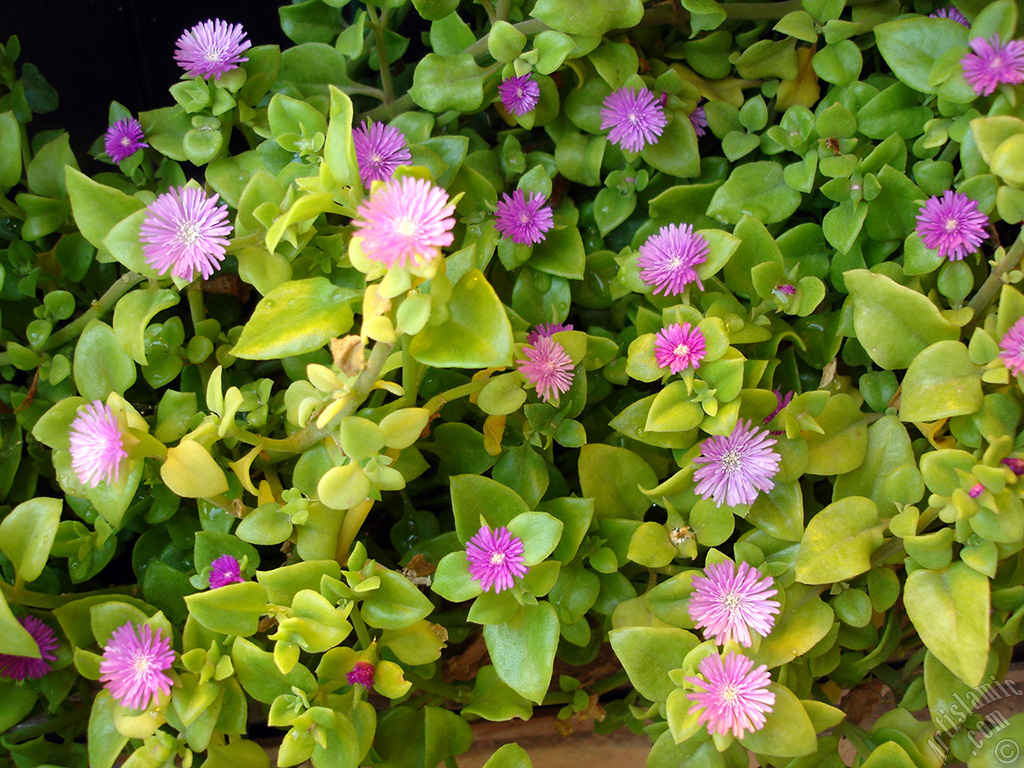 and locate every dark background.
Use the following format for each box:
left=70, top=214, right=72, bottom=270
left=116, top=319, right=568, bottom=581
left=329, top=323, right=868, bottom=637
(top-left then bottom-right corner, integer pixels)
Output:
left=6, top=1, right=294, bottom=155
